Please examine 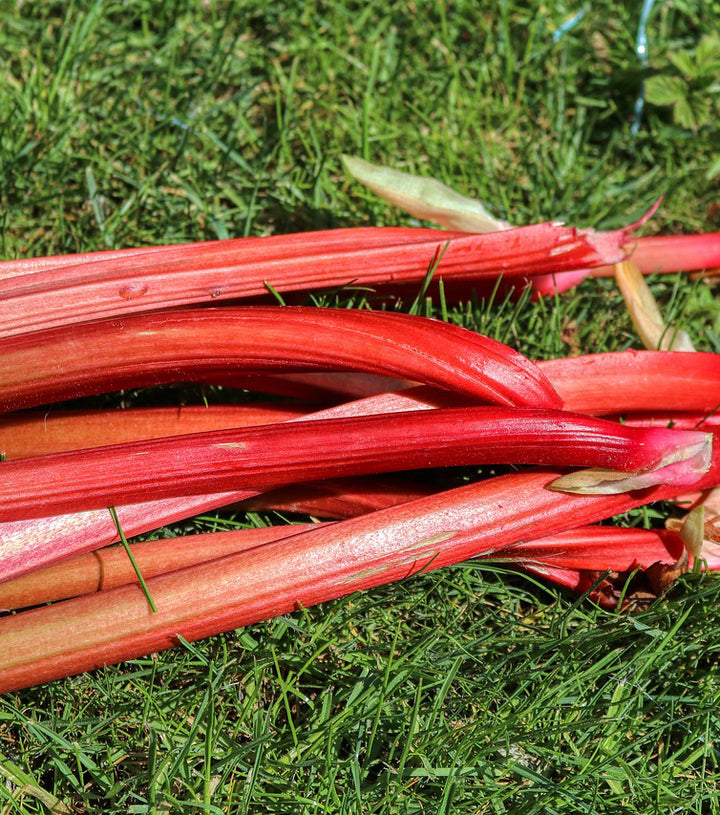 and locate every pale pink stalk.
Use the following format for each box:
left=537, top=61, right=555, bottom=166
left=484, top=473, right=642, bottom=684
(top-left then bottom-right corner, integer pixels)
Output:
left=494, top=234, right=720, bottom=295
left=223, top=372, right=412, bottom=401
left=602, top=233, right=720, bottom=277
left=0, top=494, right=249, bottom=583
